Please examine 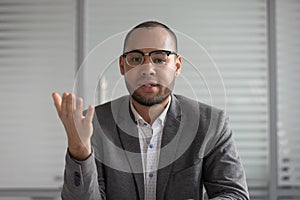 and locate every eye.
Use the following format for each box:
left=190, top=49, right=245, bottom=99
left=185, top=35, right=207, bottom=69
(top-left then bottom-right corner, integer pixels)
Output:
left=131, top=57, right=143, bottom=63
left=153, top=58, right=166, bottom=64
left=151, top=52, right=168, bottom=65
